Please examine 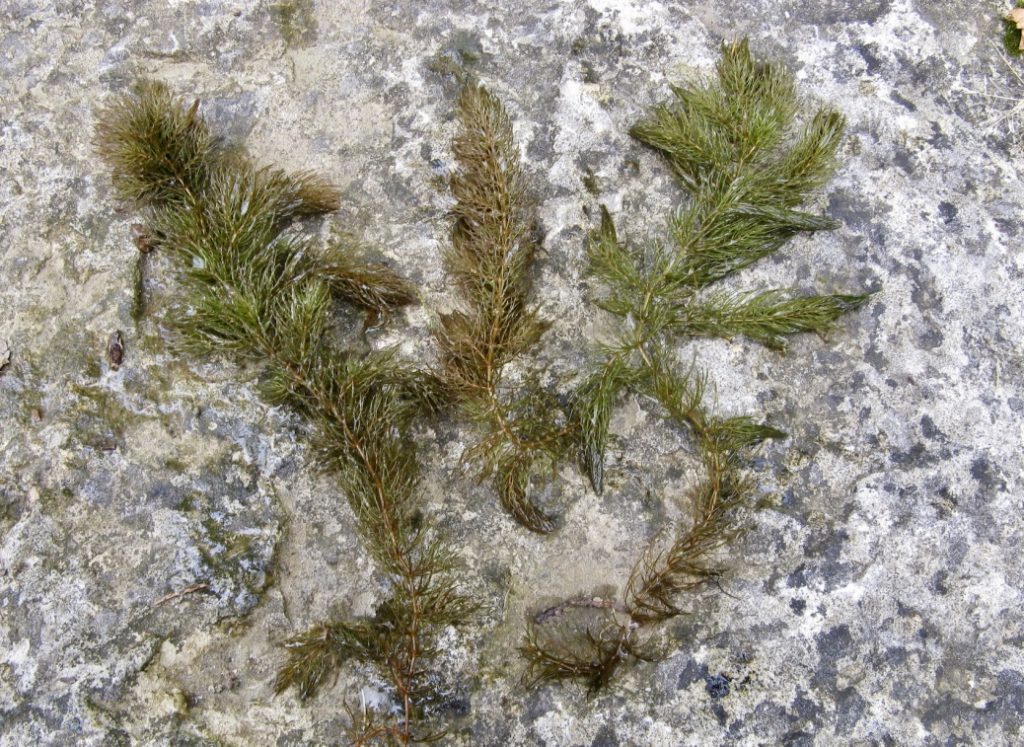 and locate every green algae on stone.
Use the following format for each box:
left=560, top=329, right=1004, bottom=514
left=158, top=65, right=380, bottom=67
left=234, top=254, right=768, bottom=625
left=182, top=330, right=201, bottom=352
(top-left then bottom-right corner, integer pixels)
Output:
left=1004, top=2, right=1024, bottom=57
left=269, top=0, right=317, bottom=49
